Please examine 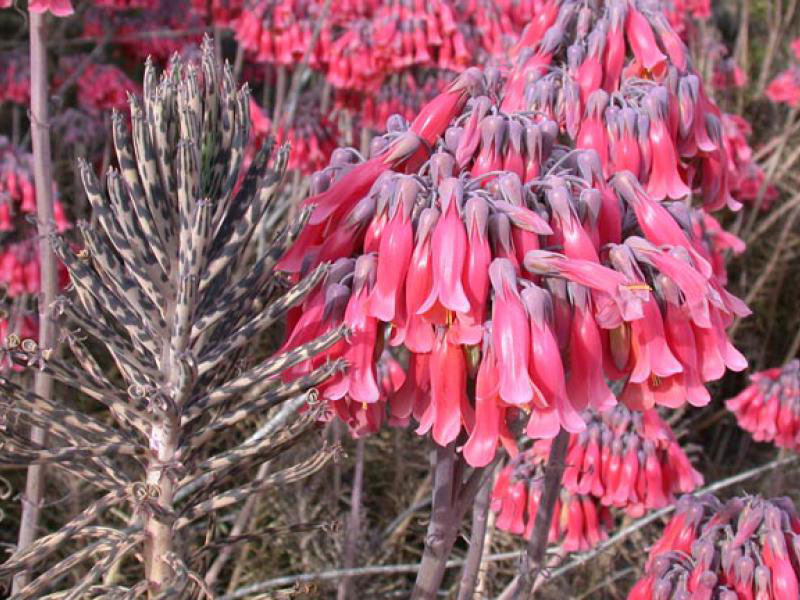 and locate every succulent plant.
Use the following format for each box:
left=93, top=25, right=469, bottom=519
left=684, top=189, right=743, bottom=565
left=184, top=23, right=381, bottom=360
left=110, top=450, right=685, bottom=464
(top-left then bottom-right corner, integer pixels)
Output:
left=0, top=38, right=344, bottom=598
